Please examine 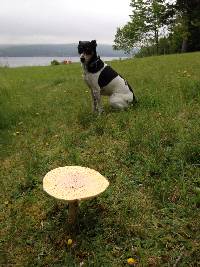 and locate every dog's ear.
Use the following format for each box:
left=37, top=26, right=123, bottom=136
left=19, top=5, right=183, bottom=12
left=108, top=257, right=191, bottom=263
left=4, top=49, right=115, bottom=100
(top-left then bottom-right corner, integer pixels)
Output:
left=91, top=40, right=97, bottom=47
